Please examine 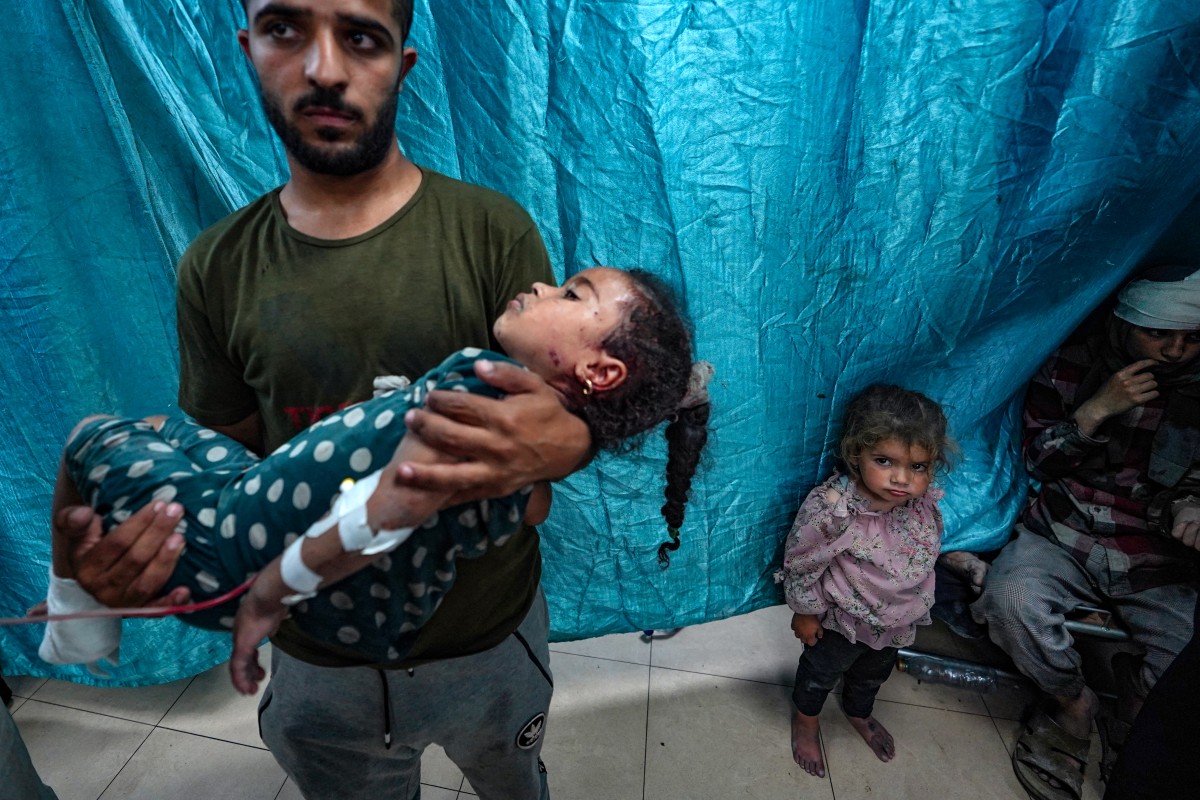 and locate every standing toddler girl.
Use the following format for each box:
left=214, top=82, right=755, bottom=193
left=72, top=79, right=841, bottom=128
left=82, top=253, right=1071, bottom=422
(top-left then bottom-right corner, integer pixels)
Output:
left=776, top=384, right=953, bottom=777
